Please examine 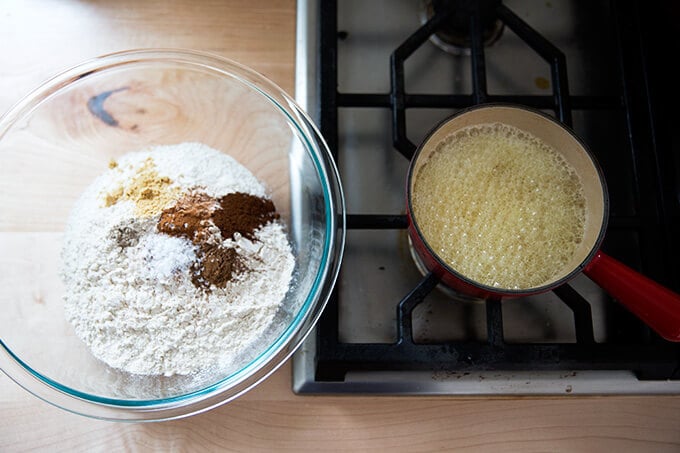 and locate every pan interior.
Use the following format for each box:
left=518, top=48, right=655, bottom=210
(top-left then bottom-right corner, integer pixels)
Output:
left=409, top=105, right=607, bottom=291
